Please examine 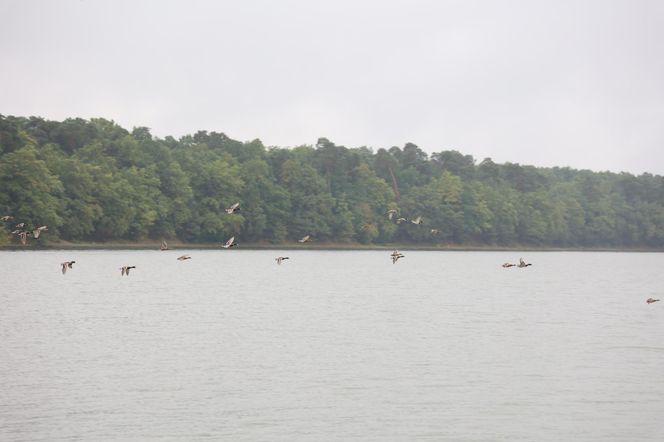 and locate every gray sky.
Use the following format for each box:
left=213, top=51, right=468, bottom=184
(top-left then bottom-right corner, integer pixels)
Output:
left=2, top=0, right=663, bottom=174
